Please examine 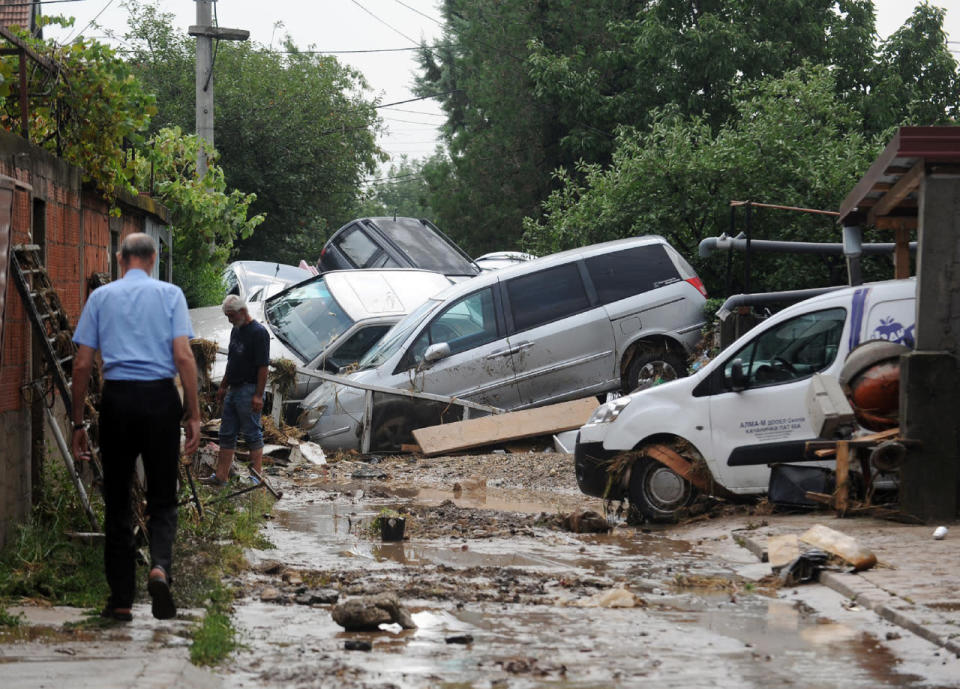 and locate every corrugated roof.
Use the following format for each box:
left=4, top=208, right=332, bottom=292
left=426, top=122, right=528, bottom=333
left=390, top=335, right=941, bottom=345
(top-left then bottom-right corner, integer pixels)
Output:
left=838, top=126, right=960, bottom=230
left=0, top=0, right=34, bottom=31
